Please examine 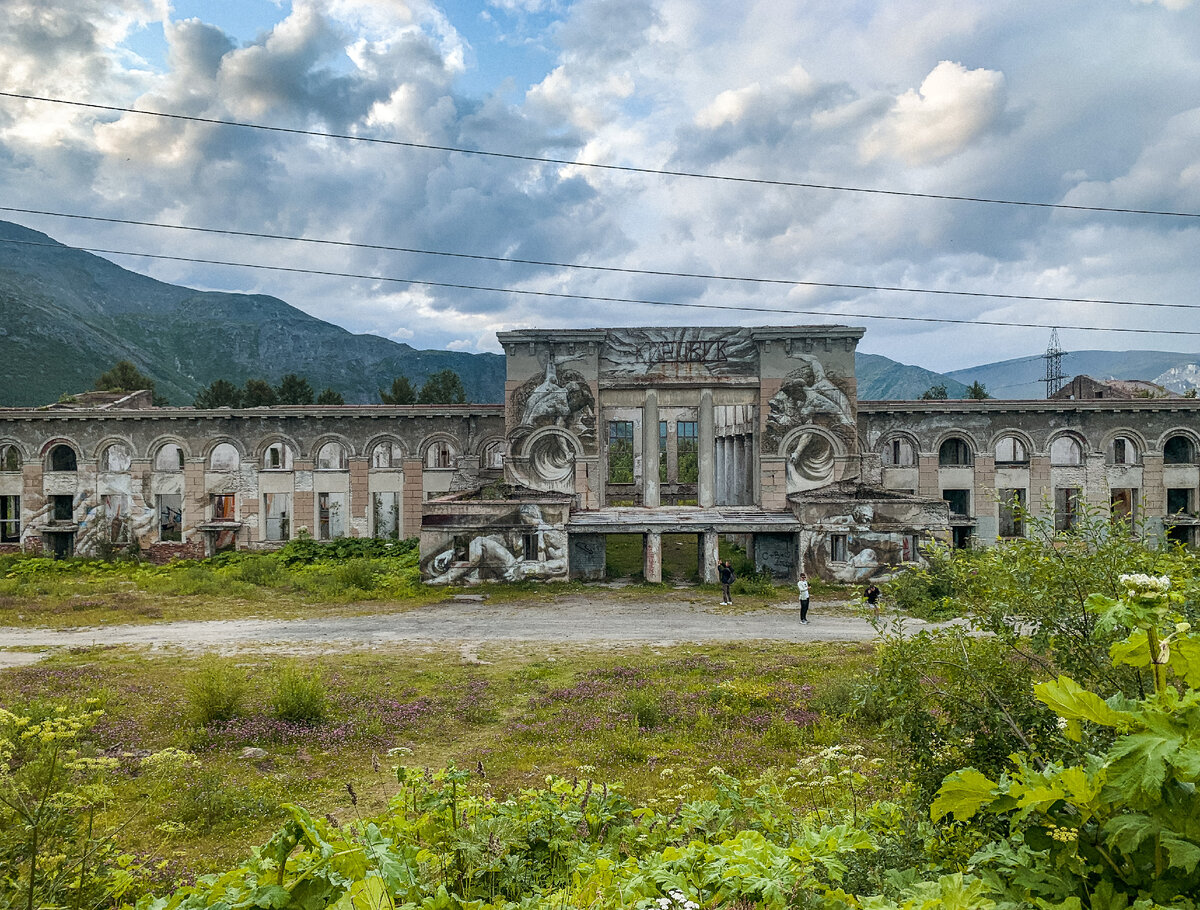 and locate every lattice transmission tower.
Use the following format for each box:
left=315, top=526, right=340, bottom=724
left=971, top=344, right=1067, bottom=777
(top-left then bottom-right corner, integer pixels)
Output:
left=1041, top=328, right=1066, bottom=399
